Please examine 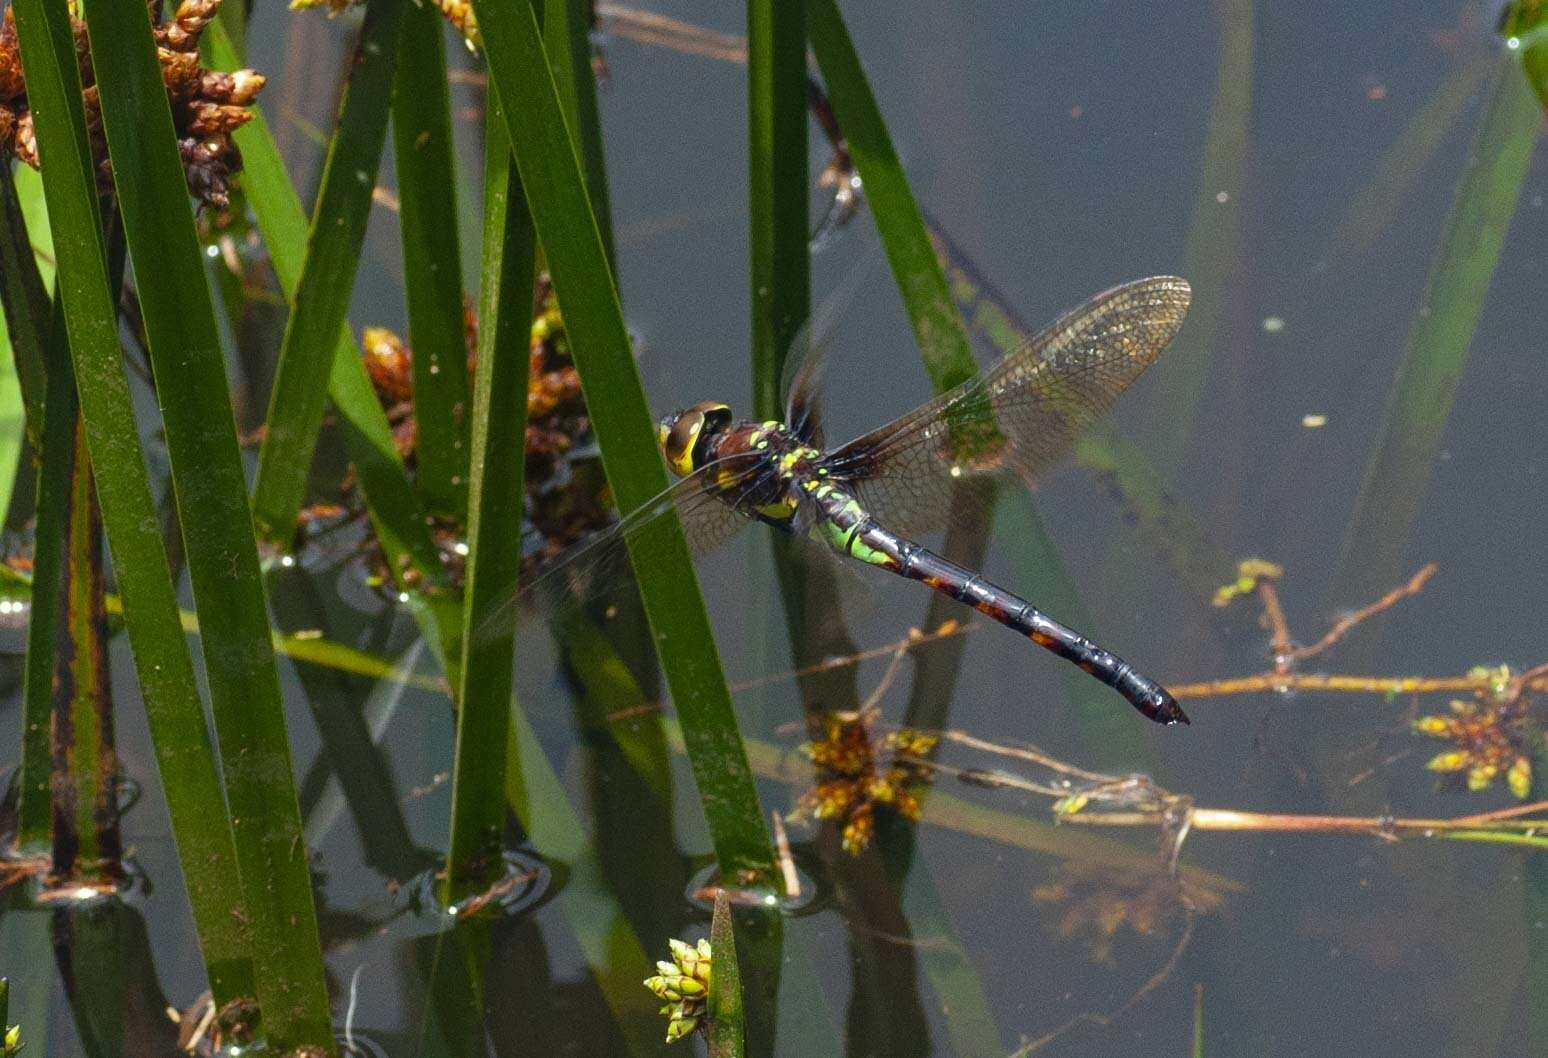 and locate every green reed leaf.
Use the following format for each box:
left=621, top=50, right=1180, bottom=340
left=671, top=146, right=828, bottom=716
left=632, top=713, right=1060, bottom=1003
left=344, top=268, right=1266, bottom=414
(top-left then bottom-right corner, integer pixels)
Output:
left=807, top=0, right=976, bottom=390
left=9, top=0, right=253, bottom=1007
left=393, top=4, right=471, bottom=519
left=472, top=0, right=776, bottom=880
left=1333, top=55, right=1539, bottom=608
left=82, top=0, right=335, bottom=1046
left=444, top=98, right=534, bottom=902
left=706, top=890, right=746, bottom=1058
left=251, top=0, right=406, bottom=547
left=206, top=19, right=463, bottom=668
left=748, top=0, right=808, bottom=419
